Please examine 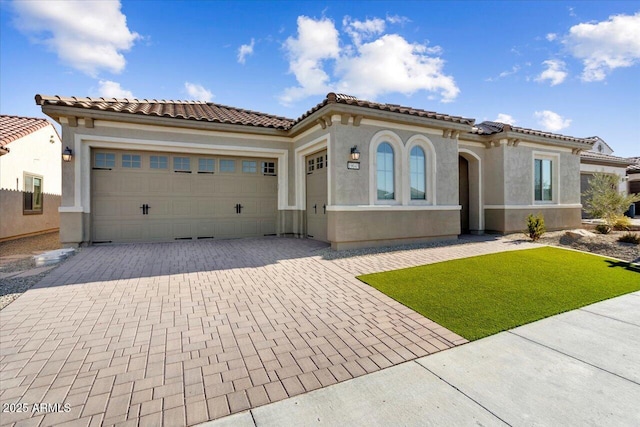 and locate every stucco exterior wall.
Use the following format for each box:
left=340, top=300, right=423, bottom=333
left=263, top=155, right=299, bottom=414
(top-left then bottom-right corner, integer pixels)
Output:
left=0, top=125, right=62, bottom=194
left=485, top=206, right=581, bottom=234
left=327, top=209, right=459, bottom=250
left=0, top=190, right=60, bottom=240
